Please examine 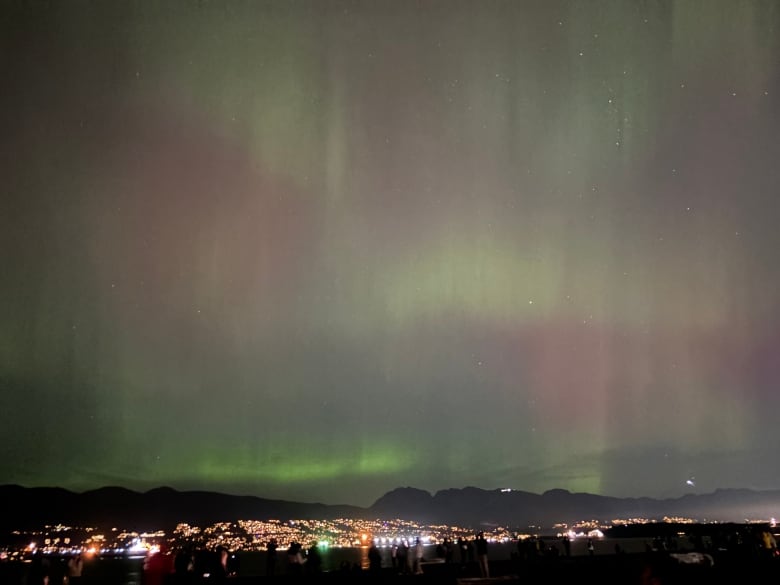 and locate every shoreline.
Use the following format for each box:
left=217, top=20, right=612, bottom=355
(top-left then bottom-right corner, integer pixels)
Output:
left=4, top=549, right=780, bottom=585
